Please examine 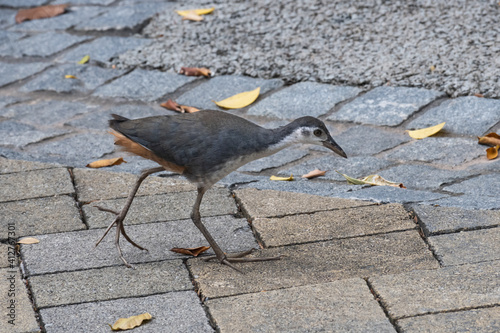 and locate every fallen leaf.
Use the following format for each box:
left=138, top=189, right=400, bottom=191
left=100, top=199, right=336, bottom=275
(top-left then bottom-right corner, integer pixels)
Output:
left=337, top=171, right=406, bottom=188
left=270, top=174, right=294, bottom=181
left=18, top=237, right=39, bottom=244
left=160, top=99, right=200, bottom=113
left=407, top=122, right=445, bottom=139
left=302, top=169, right=327, bottom=179
left=486, top=145, right=499, bottom=160
left=213, top=87, right=260, bottom=109
left=180, top=105, right=200, bottom=113
left=478, top=133, right=500, bottom=147
left=86, top=157, right=127, bottom=168
left=16, top=4, right=67, bottom=23
left=176, top=7, right=215, bottom=16
left=109, top=313, right=152, bottom=331
left=430, top=65, right=436, bottom=72
left=179, top=67, right=211, bottom=77
left=474, top=93, right=484, bottom=98
left=78, top=55, right=90, bottom=65
left=64, top=75, right=77, bottom=79
left=182, top=12, right=204, bottom=21
left=170, top=246, right=210, bottom=257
